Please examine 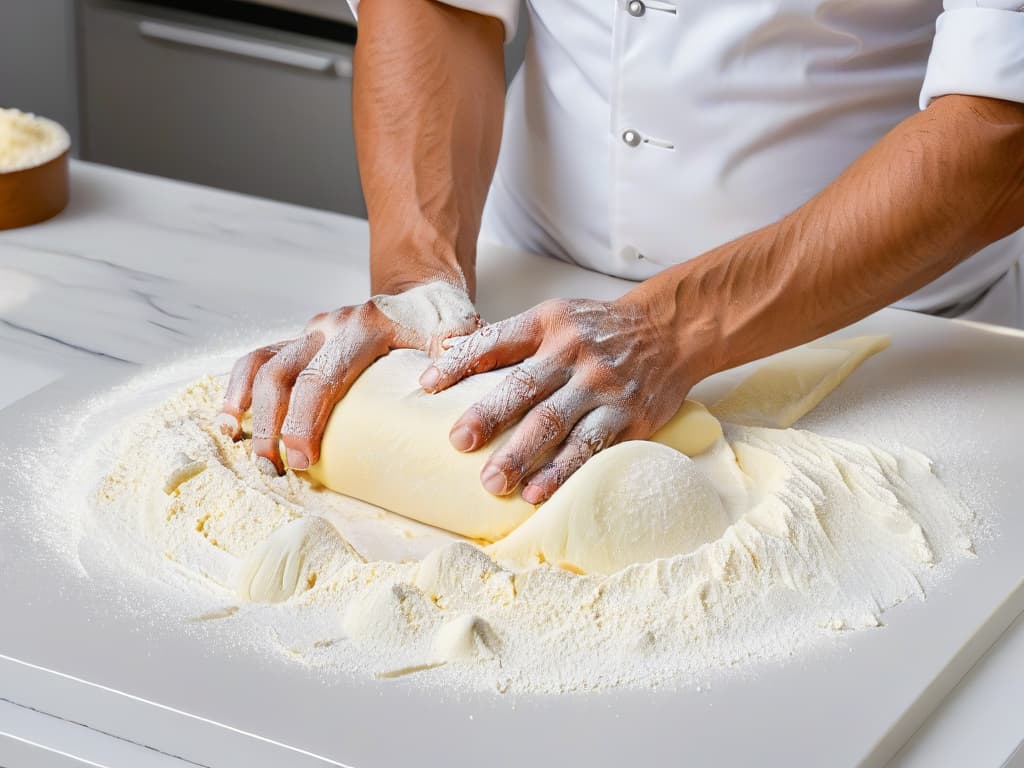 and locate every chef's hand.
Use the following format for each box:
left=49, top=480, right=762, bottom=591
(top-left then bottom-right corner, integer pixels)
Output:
left=220, top=282, right=481, bottom=474
left=418, top=293, right=699, bottom=503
